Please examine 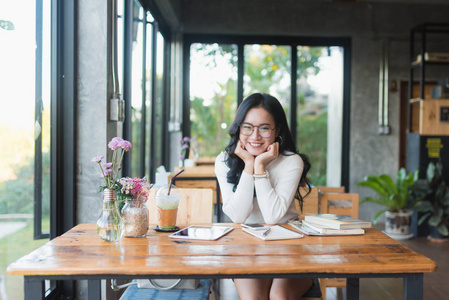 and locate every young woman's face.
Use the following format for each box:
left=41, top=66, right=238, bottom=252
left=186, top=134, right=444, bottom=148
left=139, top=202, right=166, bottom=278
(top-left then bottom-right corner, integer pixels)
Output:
left=239, top=107, right=279, bottom=156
